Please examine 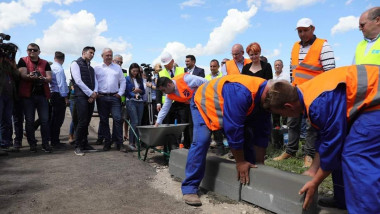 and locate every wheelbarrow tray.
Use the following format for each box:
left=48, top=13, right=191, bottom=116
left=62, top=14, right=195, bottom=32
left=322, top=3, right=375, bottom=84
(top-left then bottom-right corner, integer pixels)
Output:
left=136, top=124, right=189, bottom=147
